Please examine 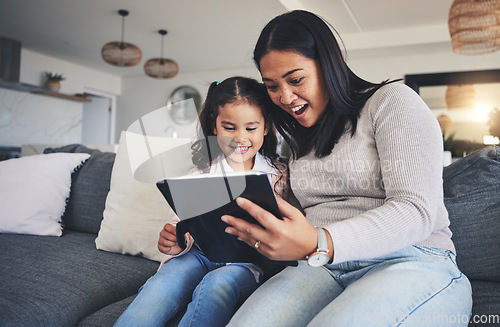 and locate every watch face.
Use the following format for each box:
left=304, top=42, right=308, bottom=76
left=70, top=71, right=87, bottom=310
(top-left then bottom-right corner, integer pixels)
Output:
left=308, top=252, right=329, bottom=267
